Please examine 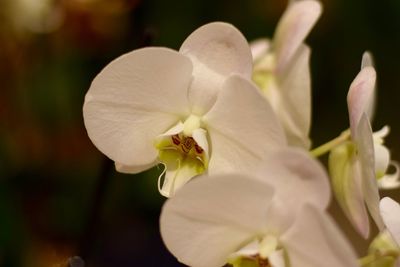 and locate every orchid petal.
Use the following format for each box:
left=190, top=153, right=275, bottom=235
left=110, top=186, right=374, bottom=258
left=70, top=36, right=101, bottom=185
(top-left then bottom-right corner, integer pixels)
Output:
left=115, top=161, right=157, bottom=174
left=281, top=205, right=358, bottom=267
left=250, top=38, right=271, bottom=61
left=356, top=114, right=385, bottom=231
left=192, top=128, right=210, bottom=163
left=158, top=150, right=204, bottom=198
left=203, top=75, right=286, bottom=174
left=361, top=51, right=374, bottom=69
left=374, top=125, right=390, bottom=142
left=256, top=148, right=330, bottom=232
left=160, top=174, right=275, bottom=267
left=378, top=161, right=400, bottom=190
left=273, top=0, right=322, bottom=73
left=227, top=240, right=259, bottom=261
left=375, top=143, right=390, bottom=178
left=180, top=22, right=253, bottom=114
left=361, top=51, right=377, bottom=121
left=329, top=141, right=370, bottom=238
left=347, top=66, right=376, bottom=137
left=278, top=44, right=312, bottom=148
left=83, top=47, right=192, bottom=166
left=380, top=197, right=400, bottom=246
left=269, top=250, right=286, bottom=267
